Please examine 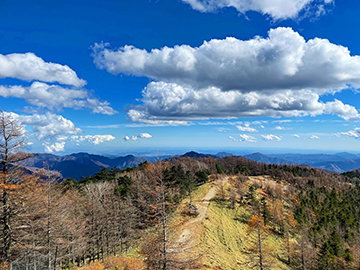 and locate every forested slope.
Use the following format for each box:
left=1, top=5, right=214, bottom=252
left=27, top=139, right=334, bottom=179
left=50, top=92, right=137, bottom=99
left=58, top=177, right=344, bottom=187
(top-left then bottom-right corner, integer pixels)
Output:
left=1, top=155, right=360, bottom=270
